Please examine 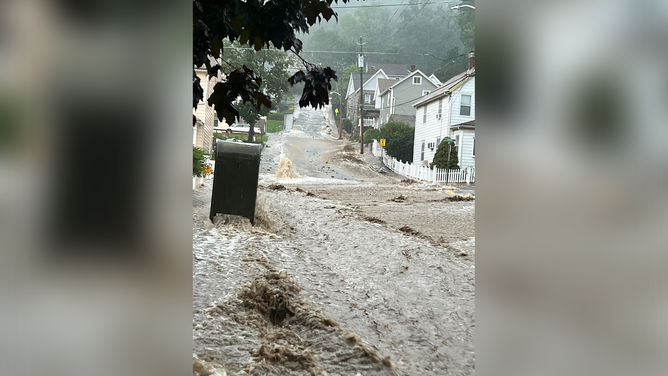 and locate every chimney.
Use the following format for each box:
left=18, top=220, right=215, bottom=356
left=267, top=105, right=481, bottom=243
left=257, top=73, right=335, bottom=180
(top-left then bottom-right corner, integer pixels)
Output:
left=410, top=65, right=415, bottom=72
left=468, top=51, right=475, bottom=70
